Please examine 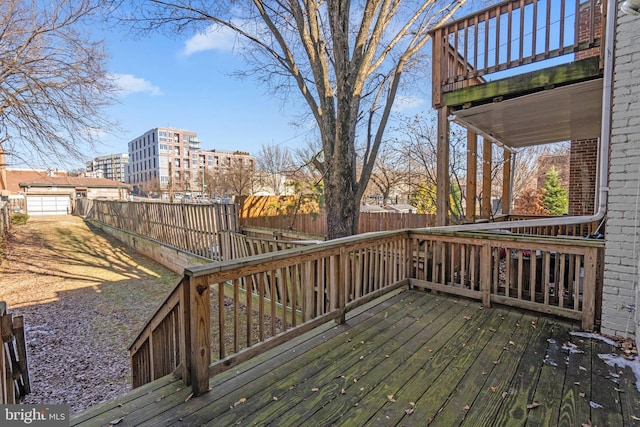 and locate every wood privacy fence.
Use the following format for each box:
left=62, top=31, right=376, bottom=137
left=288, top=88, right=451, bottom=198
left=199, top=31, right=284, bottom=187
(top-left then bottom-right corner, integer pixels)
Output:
left=1, top=302, right=30, bottom=404
left=80, top=199, right=239, bottom=260
left=129, top=225, right=603, bottom=394
left=240, top=211, right=437, bottom=236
